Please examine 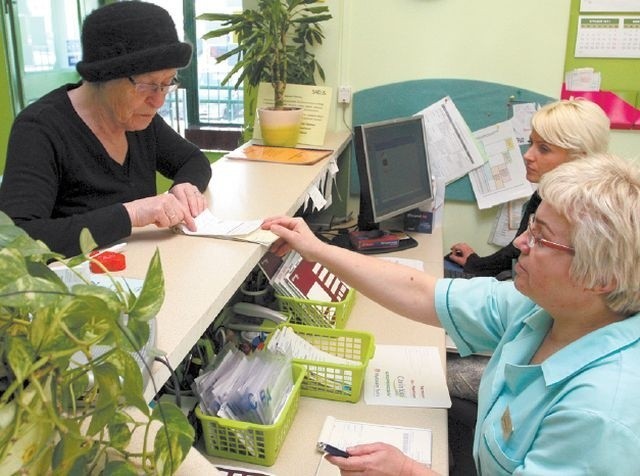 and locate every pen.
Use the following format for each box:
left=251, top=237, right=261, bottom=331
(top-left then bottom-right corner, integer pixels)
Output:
left=318, top=442, right=350, bottom=458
